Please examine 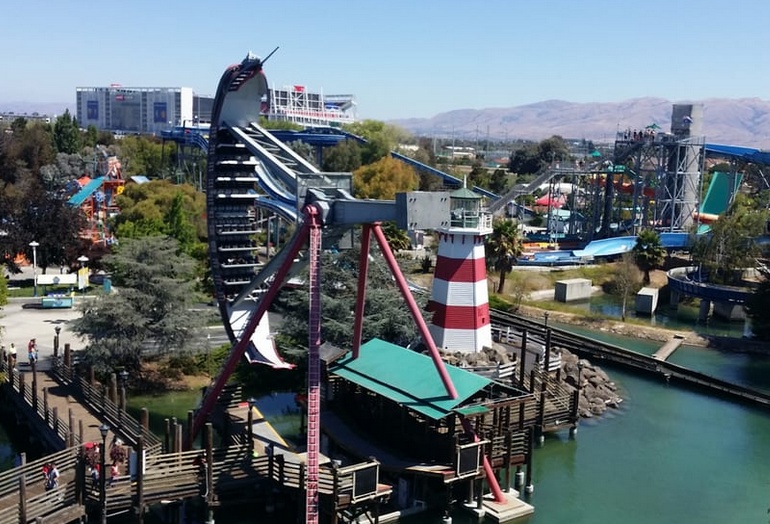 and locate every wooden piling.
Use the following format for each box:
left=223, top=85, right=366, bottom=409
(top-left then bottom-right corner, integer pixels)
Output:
left=18, top=452, right=27, bottom=523
left=187, top=411, right=194, bottom=451
left=140, top=408, right=149, bottom=431
left=64, top=343, right=71, bottom=369
left=136, top=436, right=145, bottom=524
left=43, top=388, right=49, bottom=425
left=164, top=418, right=171, bottom=453
left=68, top=408, right=75, bottom=447
left=109, top=373, right=118, bottom=404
